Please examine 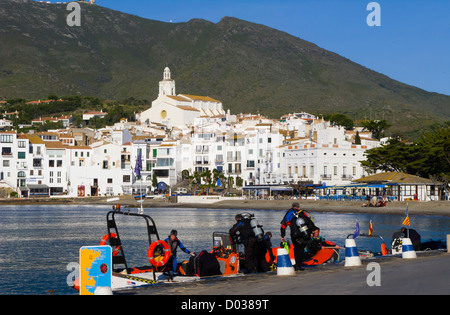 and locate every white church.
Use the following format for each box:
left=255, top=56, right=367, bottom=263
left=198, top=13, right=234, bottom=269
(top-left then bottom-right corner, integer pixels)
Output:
left=138, top=68, right=226, bottom=128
